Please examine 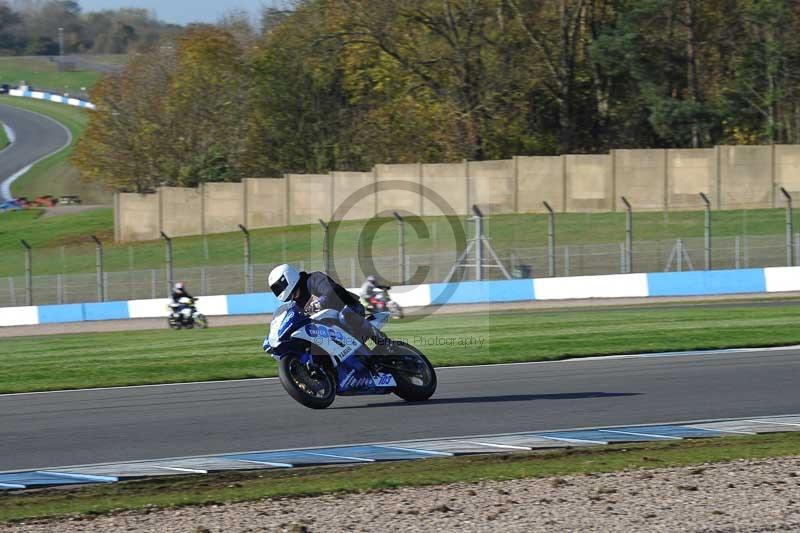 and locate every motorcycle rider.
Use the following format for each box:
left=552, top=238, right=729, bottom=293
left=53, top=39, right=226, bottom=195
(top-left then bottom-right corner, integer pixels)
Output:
left=170, top=282, right=194, bottom=324
left=359, top=274, right=389, bottom=312
left=268, top=264, right=391, bottom=347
